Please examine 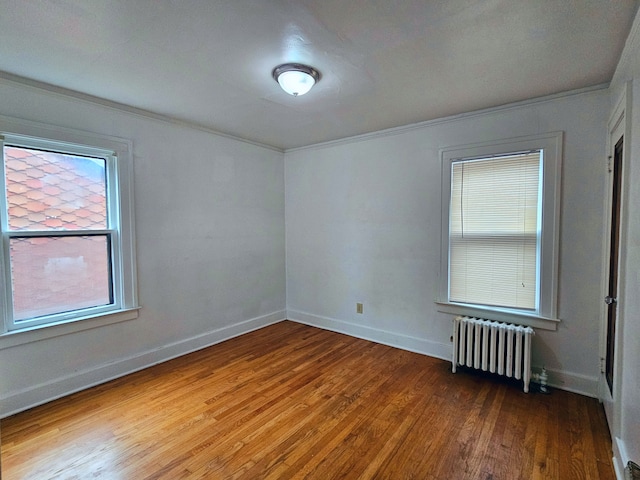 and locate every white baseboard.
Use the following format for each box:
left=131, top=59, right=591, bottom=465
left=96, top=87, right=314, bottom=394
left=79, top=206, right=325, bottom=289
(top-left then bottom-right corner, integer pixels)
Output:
left=537, top=367, right=599, bottom=398
left=0, top=310, right=286, bottom=418
left=287, top=309, right=599, bottom=398
left=287, top=309, right=452, bottom=361
left=613, top=436, right=628, bottom=480
left=3, top=308, right=601, bottom=418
